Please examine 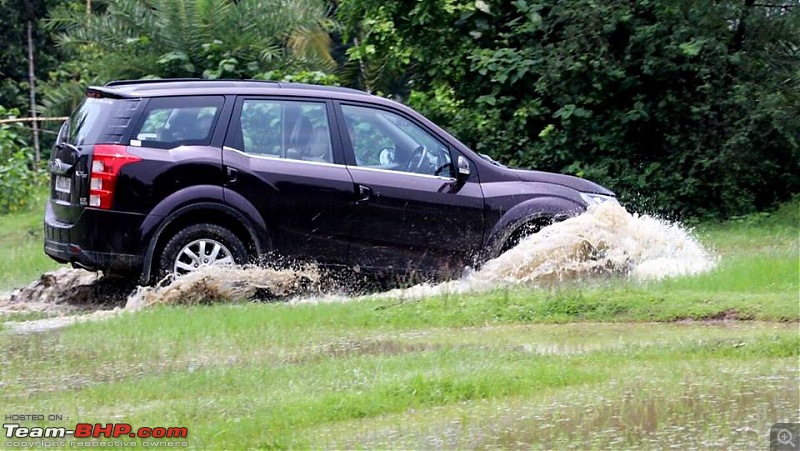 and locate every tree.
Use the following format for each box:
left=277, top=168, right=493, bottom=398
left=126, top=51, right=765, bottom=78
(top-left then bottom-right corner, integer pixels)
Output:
left=43, top=0, right=336, bottom=114
left=338, top=0, right=800, bottom=218
left=0, top=0, right=63, bottom=150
